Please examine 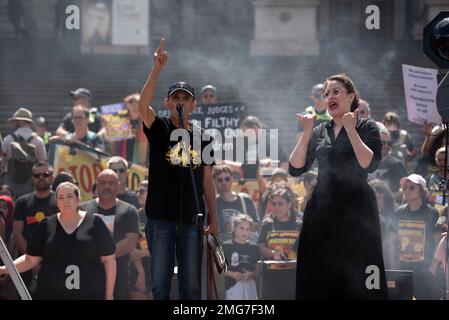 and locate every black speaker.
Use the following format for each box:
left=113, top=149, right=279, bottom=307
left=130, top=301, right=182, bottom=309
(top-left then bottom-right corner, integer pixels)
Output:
left=385, top=270, right=413, bottom=300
